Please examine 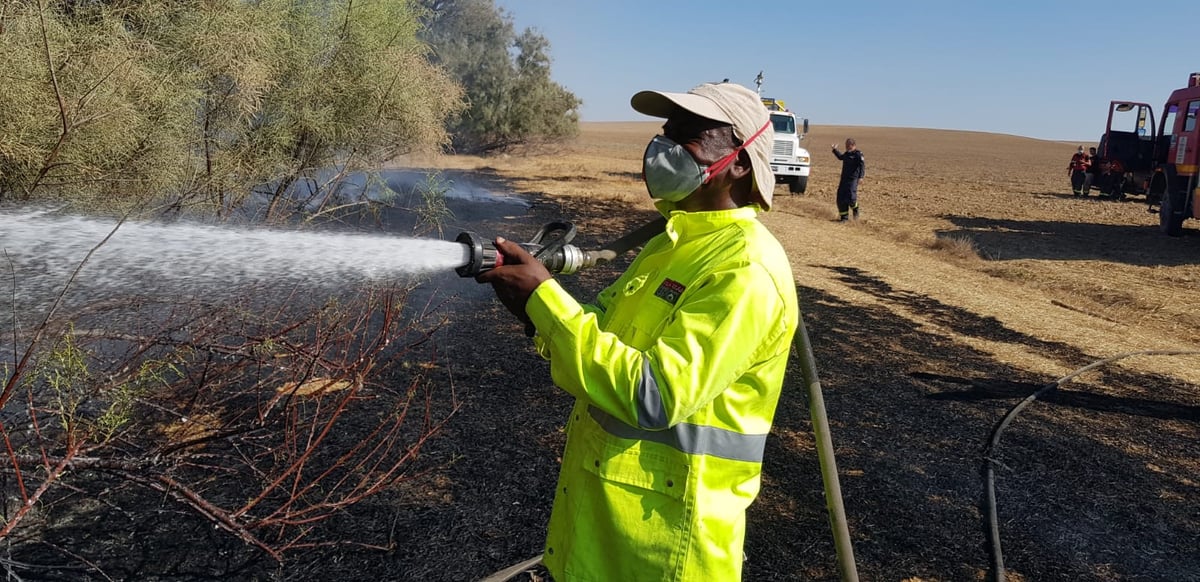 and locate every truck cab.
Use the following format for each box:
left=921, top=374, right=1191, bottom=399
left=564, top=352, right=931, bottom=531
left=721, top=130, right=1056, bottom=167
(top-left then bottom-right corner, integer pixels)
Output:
left=761, top=98, right=811, bottom=194
left=1154, top=73, right=1200, bottom=236
left=1099, top=73, right=1199, bottom=236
